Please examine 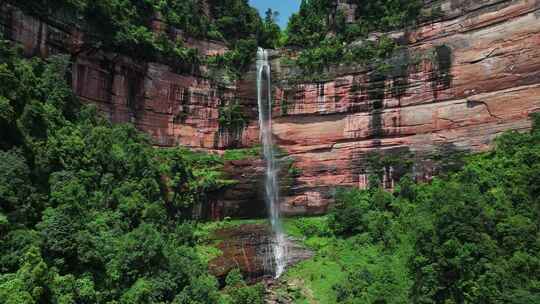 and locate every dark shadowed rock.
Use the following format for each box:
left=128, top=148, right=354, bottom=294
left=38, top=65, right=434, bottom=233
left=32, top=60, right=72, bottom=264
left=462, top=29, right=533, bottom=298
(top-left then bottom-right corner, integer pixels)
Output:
left=208, top=224, right=313, bottom=284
